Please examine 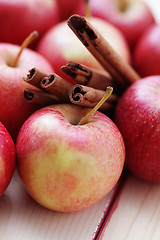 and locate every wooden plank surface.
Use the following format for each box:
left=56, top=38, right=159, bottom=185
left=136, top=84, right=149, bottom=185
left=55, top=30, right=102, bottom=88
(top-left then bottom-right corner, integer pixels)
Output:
left=1, top=170, right=116, bottom=240
left=100, top=173, right=160, bottom=240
